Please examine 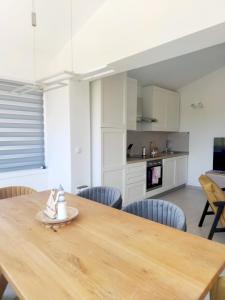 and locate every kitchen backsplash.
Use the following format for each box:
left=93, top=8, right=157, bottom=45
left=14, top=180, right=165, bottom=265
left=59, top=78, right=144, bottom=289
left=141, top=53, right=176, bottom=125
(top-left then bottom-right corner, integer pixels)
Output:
left=127, top=131, right=189, bottom=156
left=167, top=132, right=189, bottom=152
